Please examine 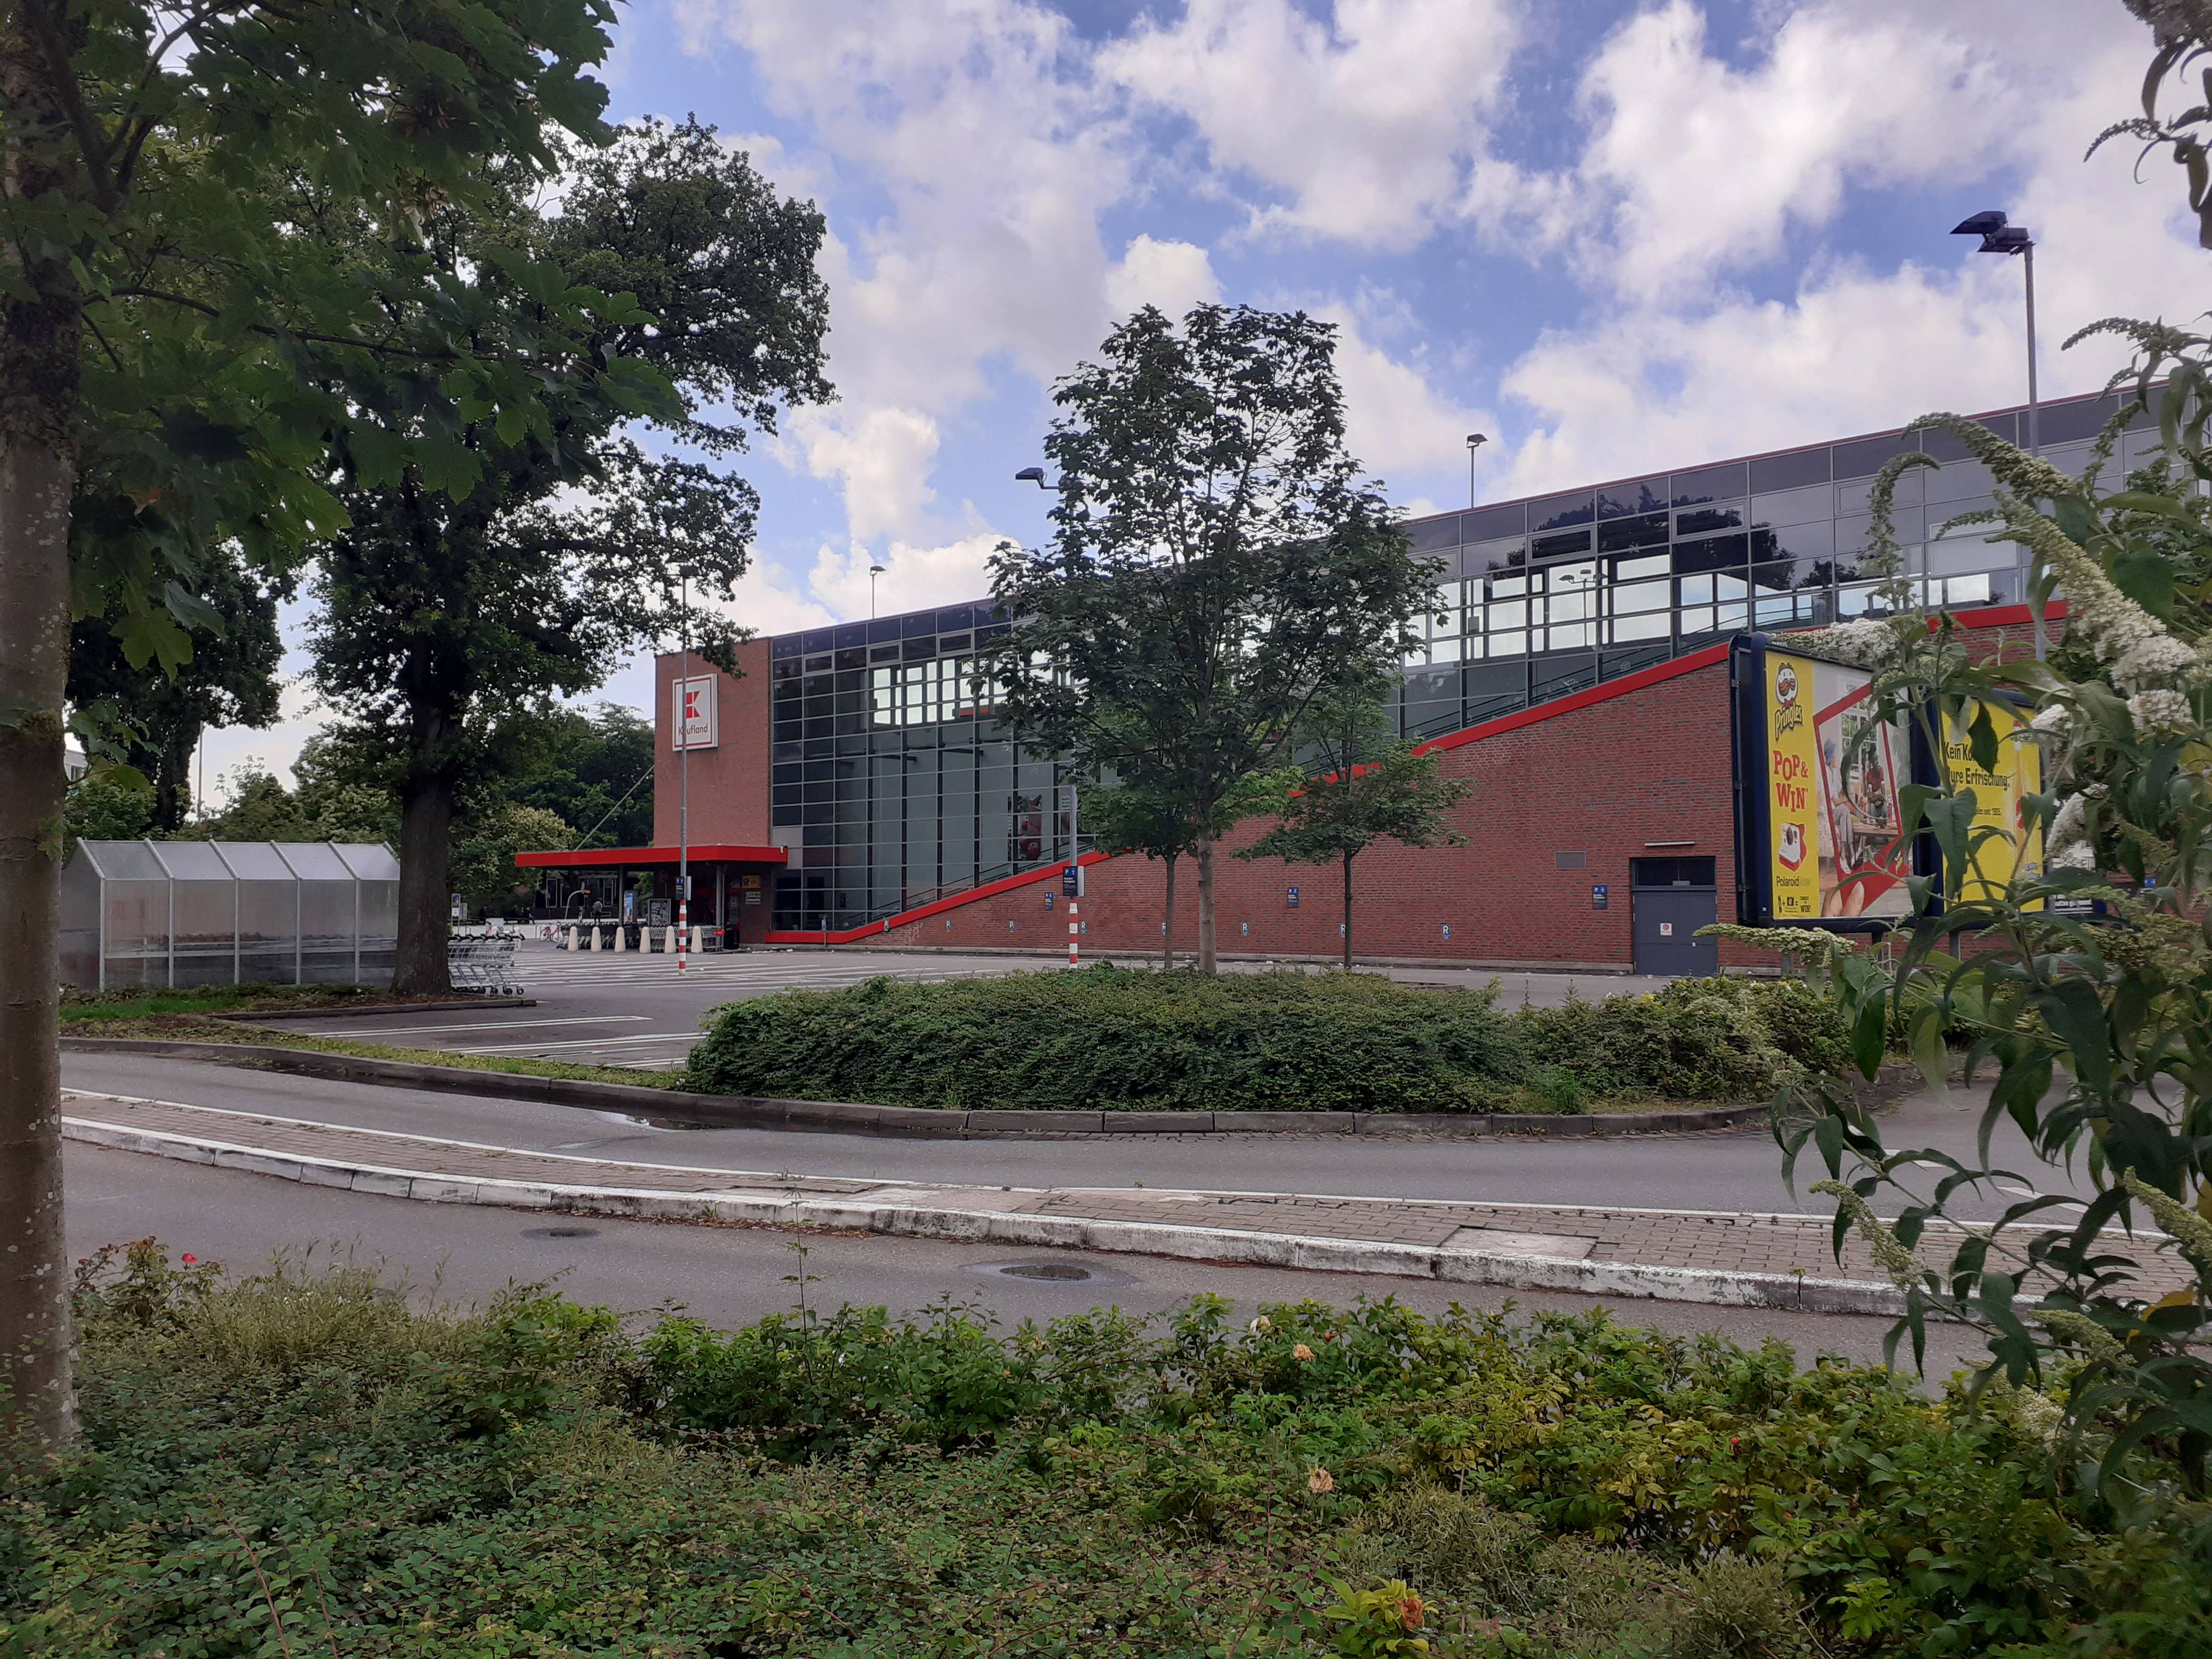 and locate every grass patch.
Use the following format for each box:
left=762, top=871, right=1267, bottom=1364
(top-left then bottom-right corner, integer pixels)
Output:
left=9, top=1240, right=2202, bottom=1657
left=62, top=1011, right=687, bottom=1090
left=58, top=982, right=415, bottom=1022
left=682, top=968, right=1851, bottom=1115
